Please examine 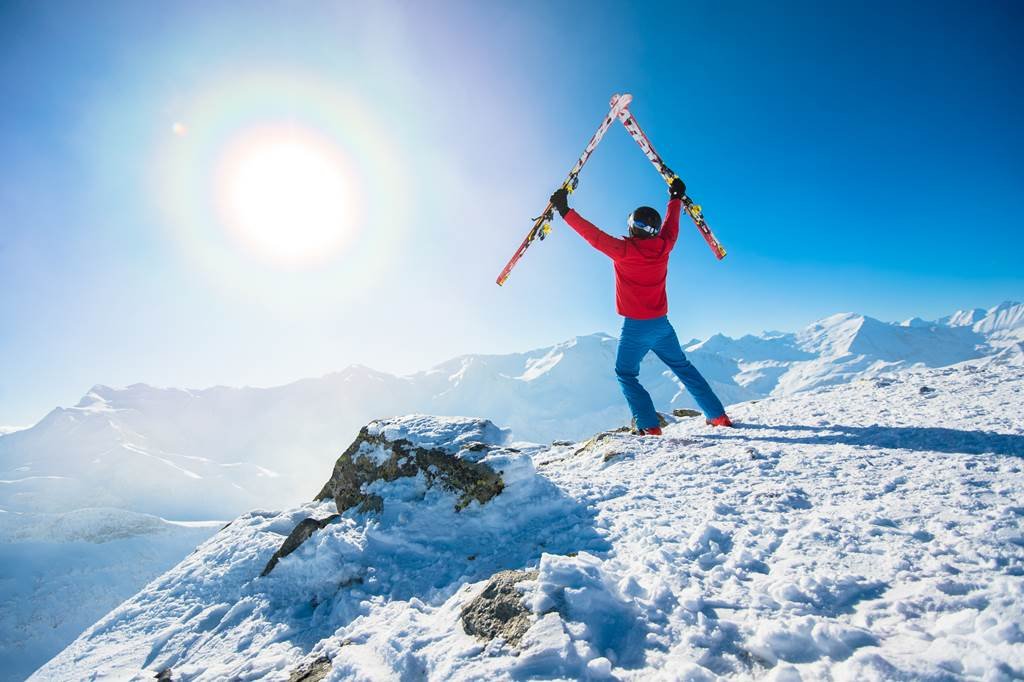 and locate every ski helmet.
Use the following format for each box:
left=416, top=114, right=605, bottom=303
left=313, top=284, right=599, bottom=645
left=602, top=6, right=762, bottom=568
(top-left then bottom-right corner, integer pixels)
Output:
left=627, top=206, right=662, bottom=238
